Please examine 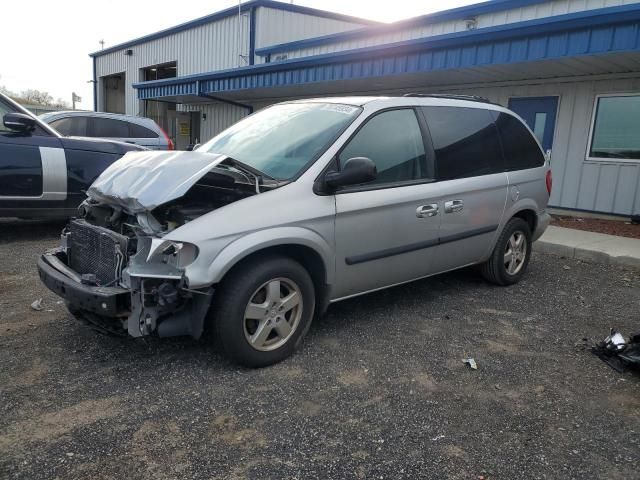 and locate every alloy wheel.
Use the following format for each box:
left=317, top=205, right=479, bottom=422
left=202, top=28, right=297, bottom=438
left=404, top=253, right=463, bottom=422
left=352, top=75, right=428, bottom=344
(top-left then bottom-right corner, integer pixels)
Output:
left=243, top=277, right=303, bottom=352
left=504, top=231, right=527, bottom=275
